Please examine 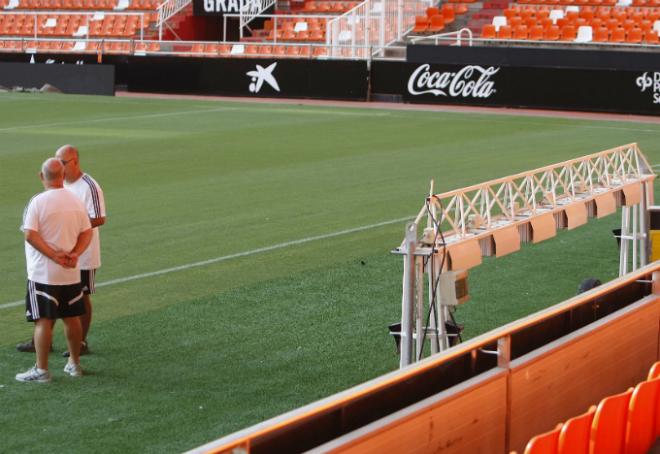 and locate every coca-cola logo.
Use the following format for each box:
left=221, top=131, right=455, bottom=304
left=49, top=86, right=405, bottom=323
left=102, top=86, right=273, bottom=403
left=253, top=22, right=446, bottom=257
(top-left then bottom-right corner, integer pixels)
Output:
left=407, top=64, right=499, bottom=98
